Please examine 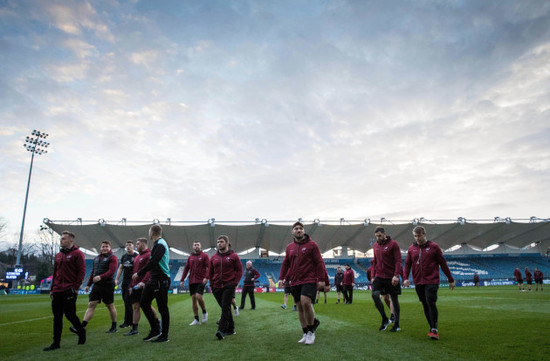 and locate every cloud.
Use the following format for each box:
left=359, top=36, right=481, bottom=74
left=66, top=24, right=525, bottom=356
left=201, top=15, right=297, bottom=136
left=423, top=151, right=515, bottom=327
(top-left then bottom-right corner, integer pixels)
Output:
left=1, top=1, right=550, bottom=240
